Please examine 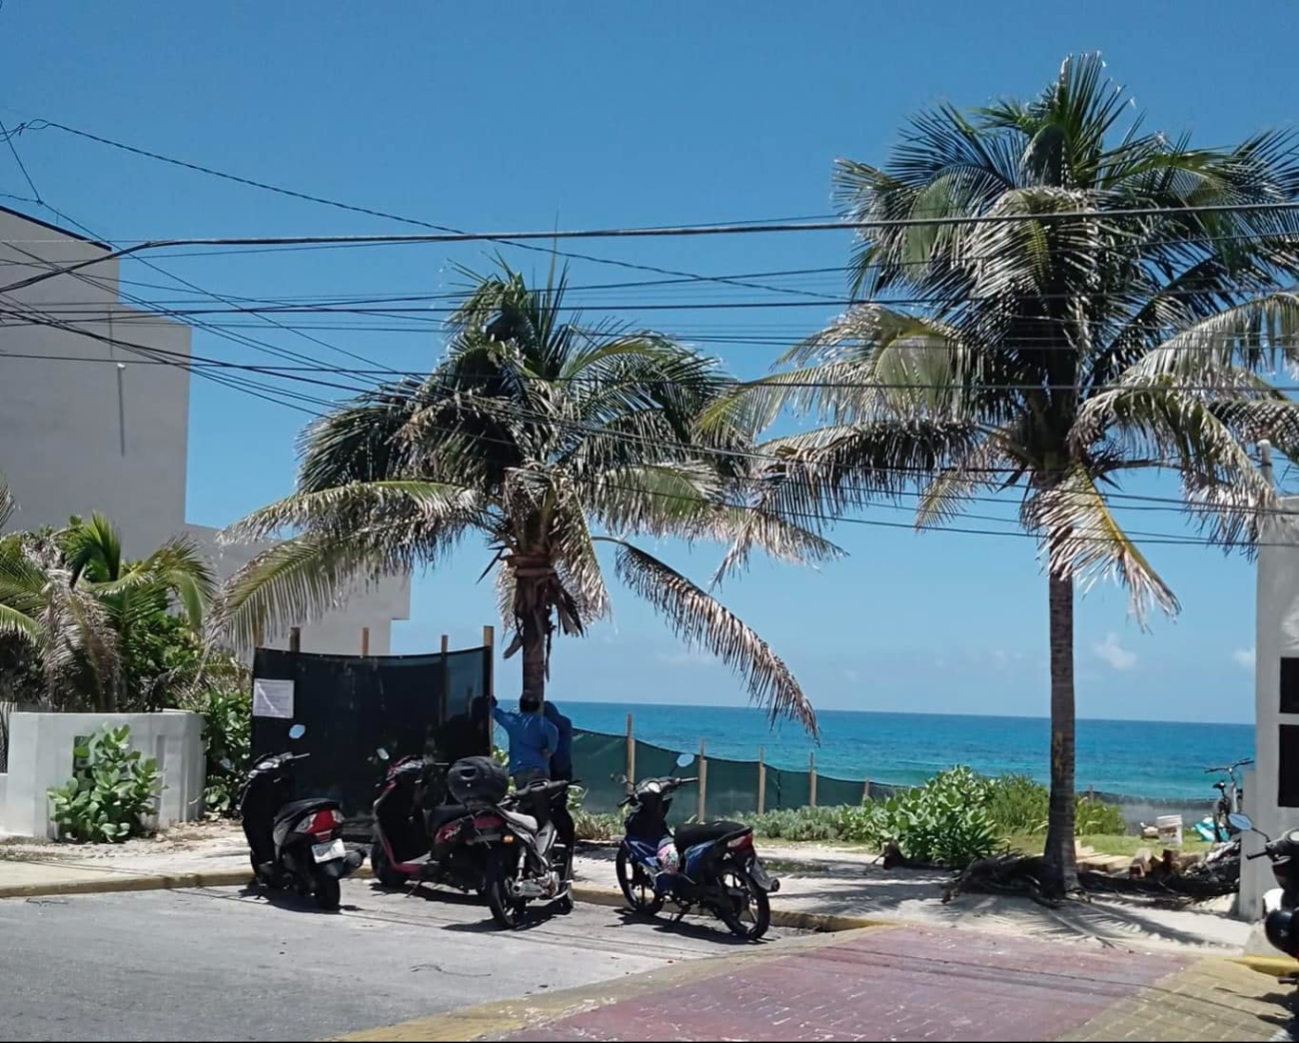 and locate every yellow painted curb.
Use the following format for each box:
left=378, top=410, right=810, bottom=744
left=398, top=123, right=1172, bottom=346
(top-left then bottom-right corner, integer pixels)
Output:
left=0, top=863, right=376, bottom=901
left=1231, top=954, right=1299, bottom=978
left=0, top=868, right=253, bottom=899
